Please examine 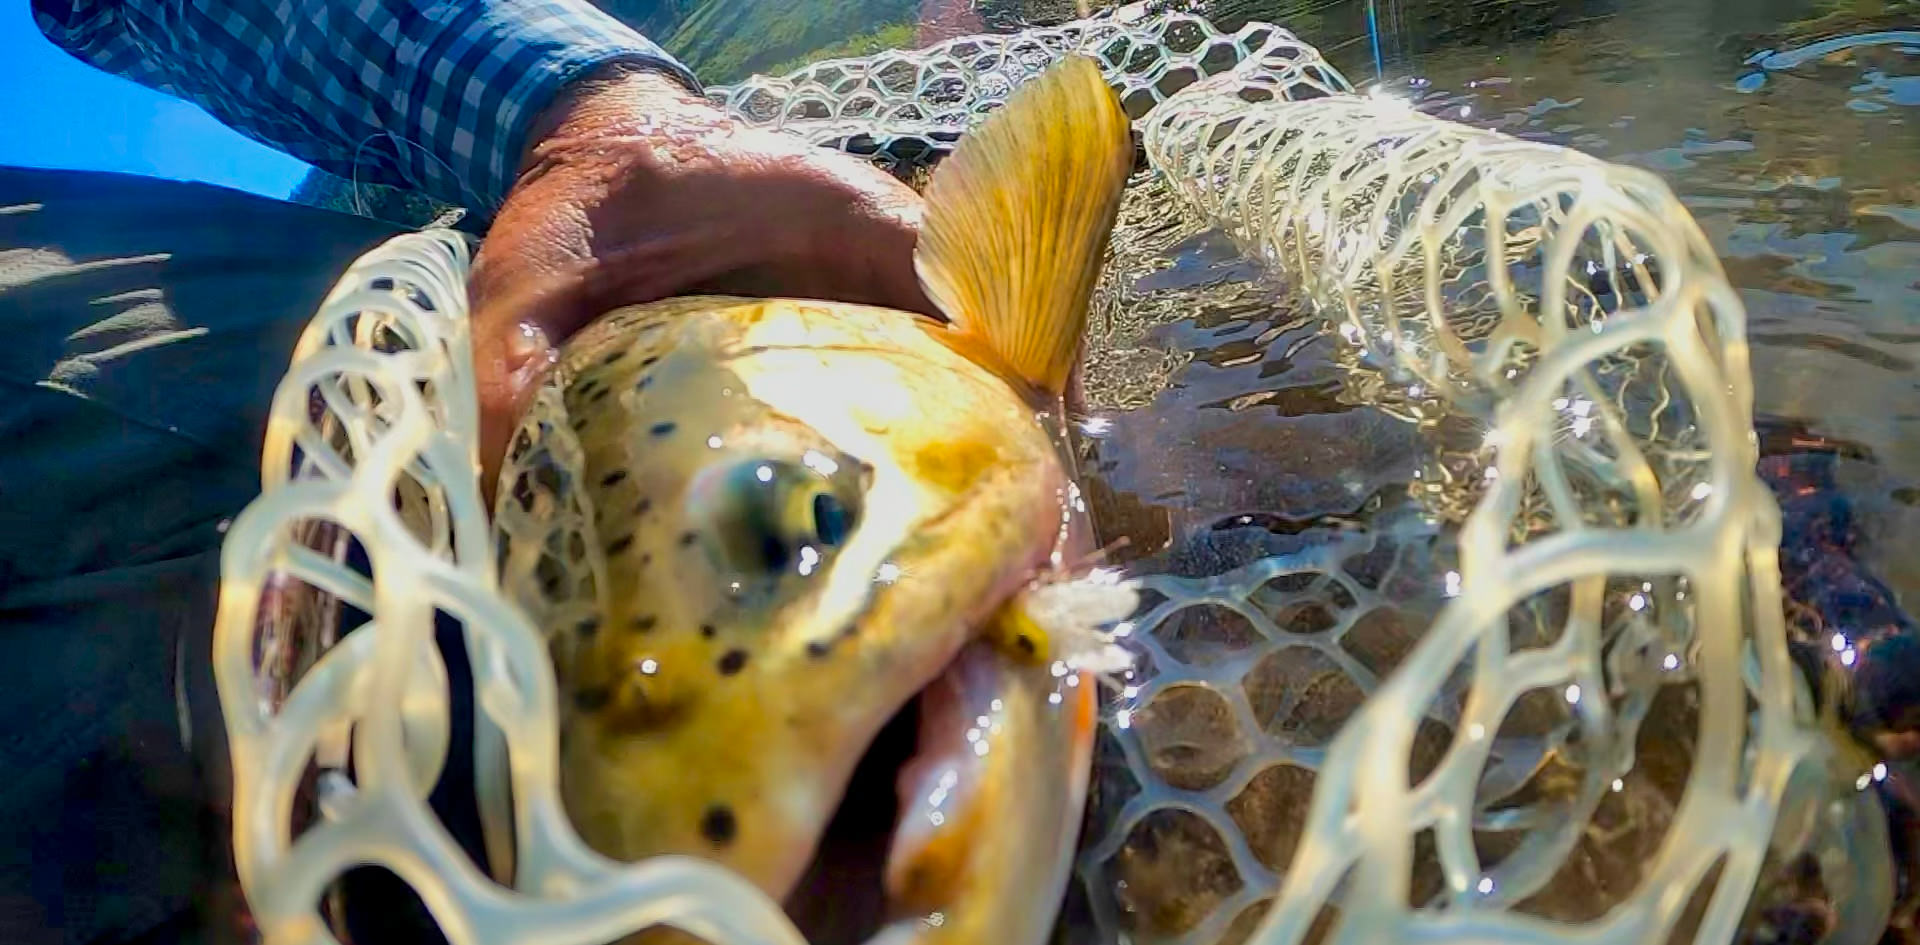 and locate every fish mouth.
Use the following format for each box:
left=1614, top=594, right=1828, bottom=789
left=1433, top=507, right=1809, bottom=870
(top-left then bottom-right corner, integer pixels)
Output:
left=782, top=692, right=924, bottom=945
left=777, top=473, right=1092, bottom=944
